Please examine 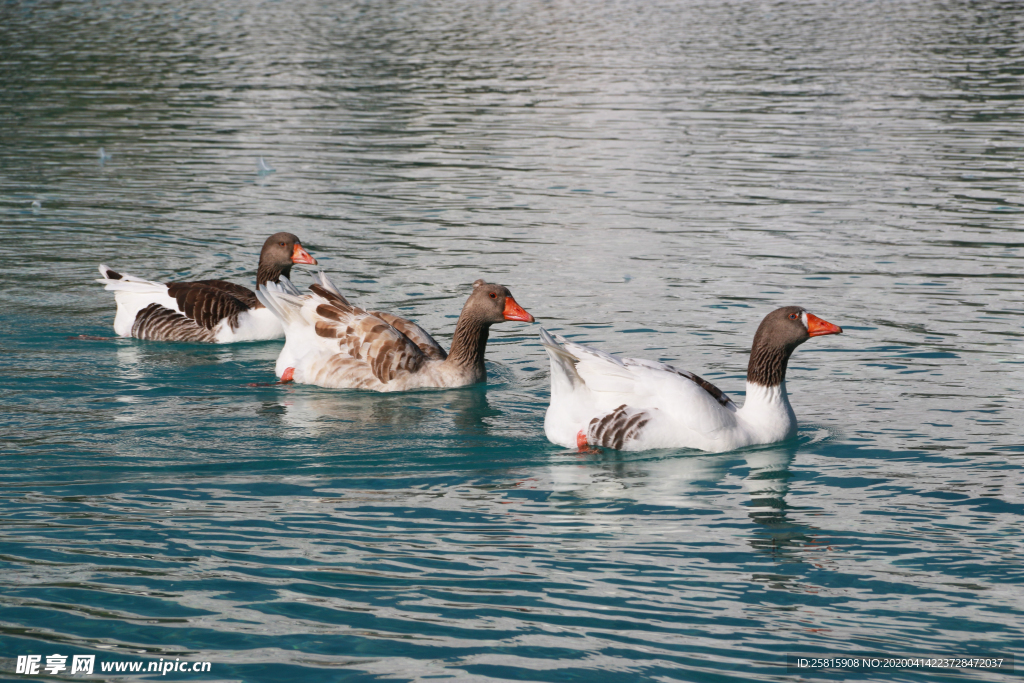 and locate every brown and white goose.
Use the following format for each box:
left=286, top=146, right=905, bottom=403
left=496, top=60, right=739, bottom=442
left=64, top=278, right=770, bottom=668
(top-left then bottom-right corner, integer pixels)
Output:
left=541, top=306, right=843, bottom=452
left=97, top=233, right=317, bottom=343
left=256, top=272, right=535, bottom=391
